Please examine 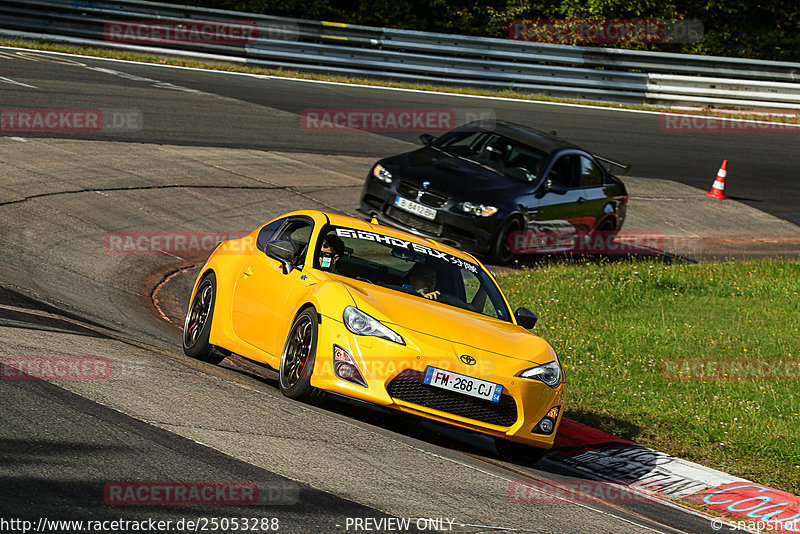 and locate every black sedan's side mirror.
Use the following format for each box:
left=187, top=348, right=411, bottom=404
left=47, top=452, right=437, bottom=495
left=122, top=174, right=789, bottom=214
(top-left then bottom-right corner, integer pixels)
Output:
left=419, top=133, right=435, bottom=146
left=265, top=240, right=296, bottom=274
left=537, top=177, right=568, bottom=197
left=514, top=307, right=538, bottom=329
